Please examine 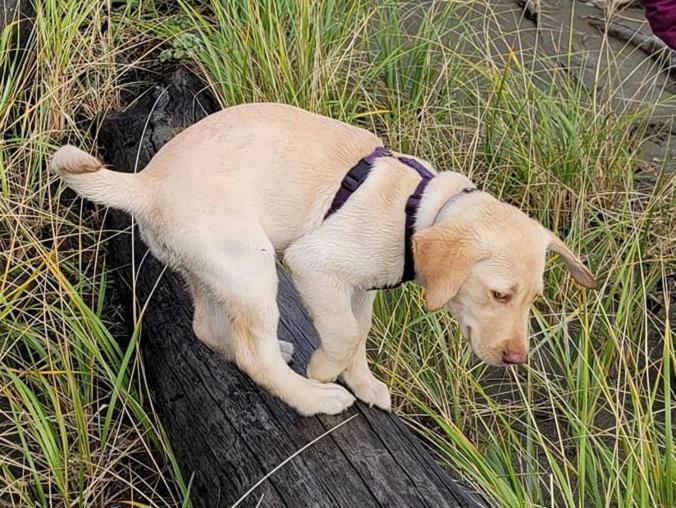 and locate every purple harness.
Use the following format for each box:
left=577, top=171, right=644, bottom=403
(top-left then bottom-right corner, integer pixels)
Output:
left=324, top=146, right=435, bottom=286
